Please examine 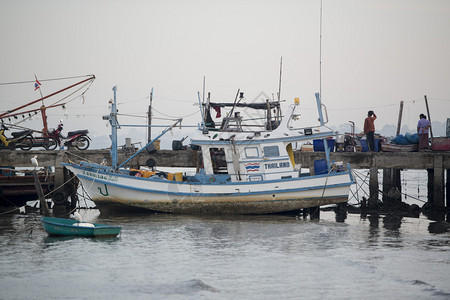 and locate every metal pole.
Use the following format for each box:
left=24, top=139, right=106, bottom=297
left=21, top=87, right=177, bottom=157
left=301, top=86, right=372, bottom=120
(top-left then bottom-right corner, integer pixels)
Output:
left=315, top=92, right=331, bottom=169
left=319, top=0, right=323, bottom=99
left=148, top=88, right=153, bottom=142
left=278, top=57, right=282, bottom=102
left=111, top=86, right=118, bottom=170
